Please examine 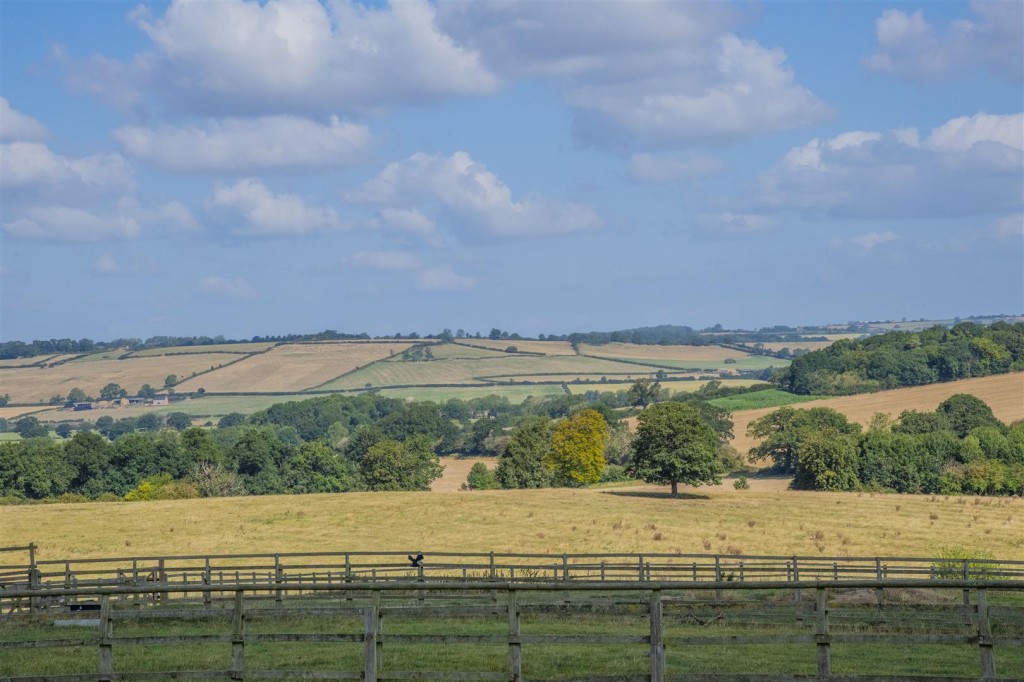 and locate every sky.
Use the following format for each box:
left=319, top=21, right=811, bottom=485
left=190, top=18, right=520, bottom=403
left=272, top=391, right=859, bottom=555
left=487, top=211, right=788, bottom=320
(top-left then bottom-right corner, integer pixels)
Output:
left=0, top=0, right=1022, bottom=342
